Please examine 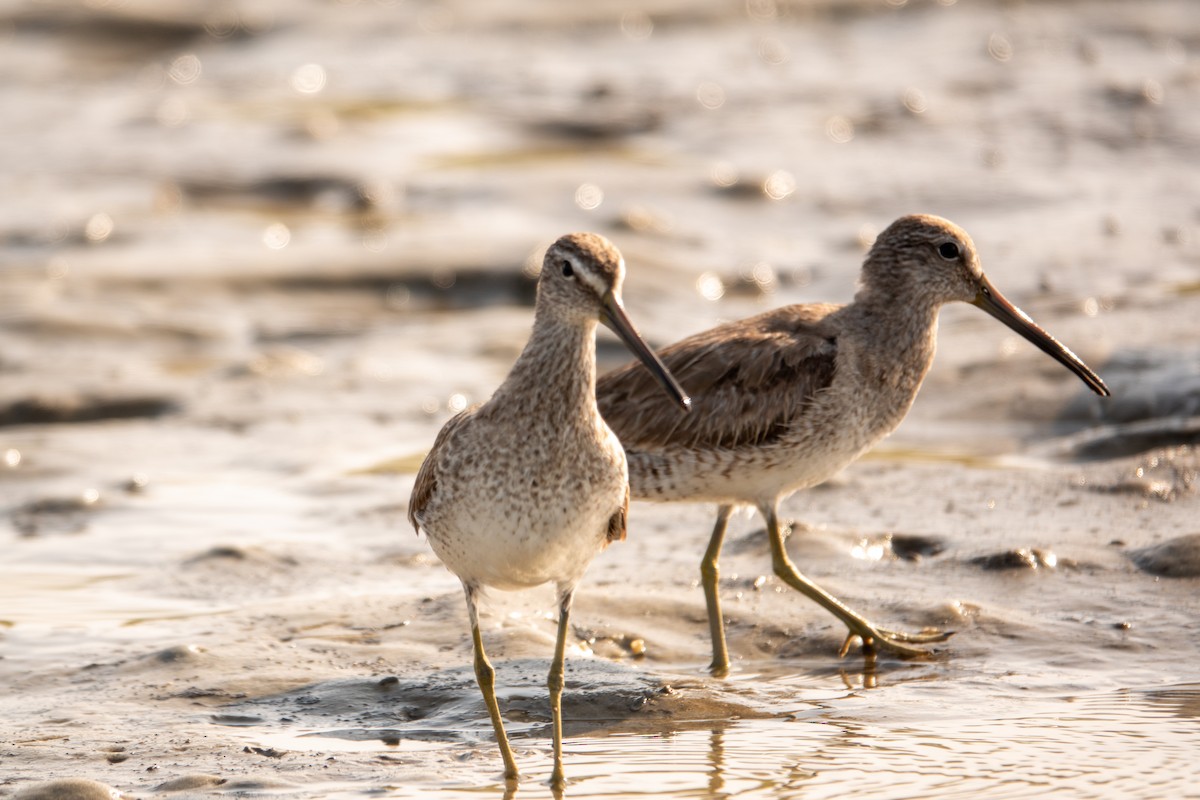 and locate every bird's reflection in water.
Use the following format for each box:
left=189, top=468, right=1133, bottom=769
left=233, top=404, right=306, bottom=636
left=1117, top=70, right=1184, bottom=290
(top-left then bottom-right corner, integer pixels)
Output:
left=706, top=726, right=726, bottom=797
left=484, top=656, right=939, bottom=800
